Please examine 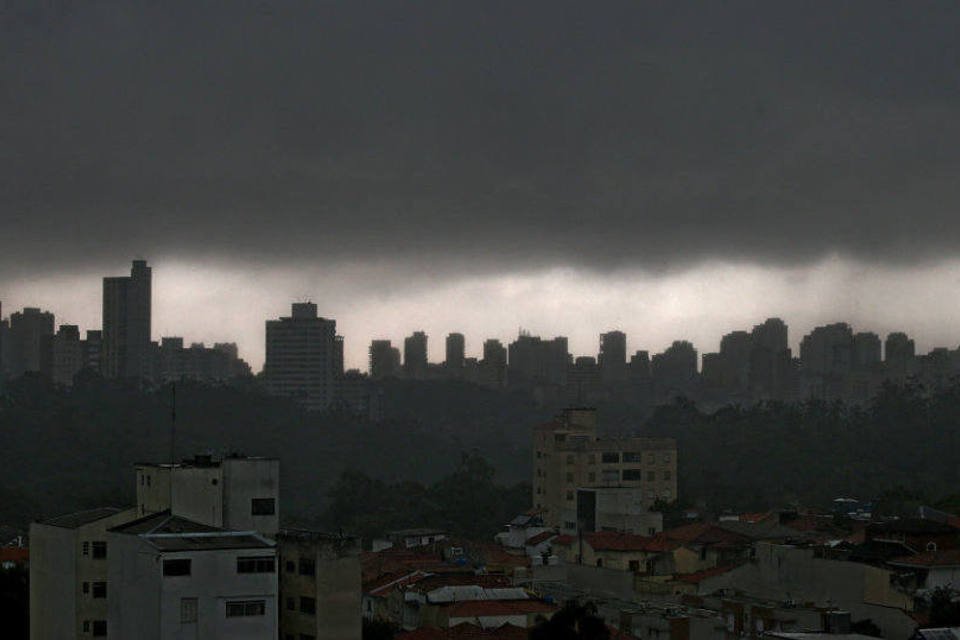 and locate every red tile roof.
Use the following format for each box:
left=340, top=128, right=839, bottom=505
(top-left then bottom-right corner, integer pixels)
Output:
left=889, top=549, right=960, bottom=568
left=412, top=573, right=513, bottom=592
left=0, top=547, right=28, bottom=565
left=584, top=531, right=655, bottom=552
left=525, top=531, right=557, bottom=546
left=367, top=570, right=433, bottom=596
left=662, top=522, right=749, bottom=547
left=552, top=534, right=576, bottom=546
left=674, top=564, right=741, bottom=584
left=444, top=599, right=557, bottom=618
left=397, top=623, right=528, bottom=639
